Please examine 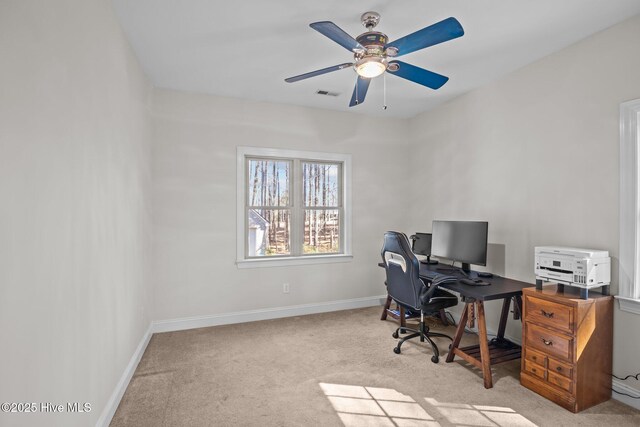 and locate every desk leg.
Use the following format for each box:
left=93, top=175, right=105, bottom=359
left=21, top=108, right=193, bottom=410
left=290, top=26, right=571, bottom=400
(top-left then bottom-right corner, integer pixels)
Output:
left=514, top=296, right=523, bottom=322
left=476, top=301, right=493, bottom=389
left=467, top=303, right=475, bottom=329
left=439, top=309, right=449, bottom=326
left=381, top=294, right=392, bottom=320
left=446, top=302, right=470, bottom=363
left=497, top=297, right=511, bottom=339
